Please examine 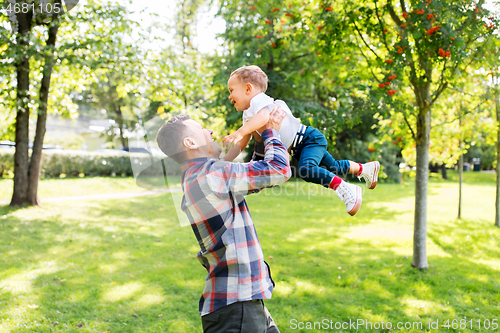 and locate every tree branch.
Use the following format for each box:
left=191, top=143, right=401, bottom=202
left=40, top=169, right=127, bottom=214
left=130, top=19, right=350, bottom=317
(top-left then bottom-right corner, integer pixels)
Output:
left=431, top=57, right=449, bottom=105
left=432, top=100, right=487, bottom=128
left=430, top=82, right=449, bottom=106
left=290, top=52, right=313, bottom=62
left=374, top=1, right=390, bottom=52
left=387, top=1, right=403, bottom=27
left=403, top=112, right=416, bottom=140
left=355, top=46, right=383, bottom=83
left=432, top=35, right=482, bottom=106
left=351, top=18, right=383, bottom=62
left=399, top=0, right=407, bottom=15
left=449, top=85, right=488, bottom=98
